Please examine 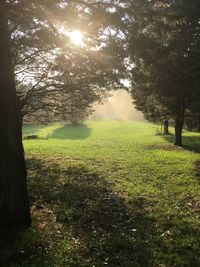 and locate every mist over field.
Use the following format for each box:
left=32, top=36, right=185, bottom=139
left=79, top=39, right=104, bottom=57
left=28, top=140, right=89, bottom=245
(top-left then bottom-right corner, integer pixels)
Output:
left=91, top=89, right=145, bottom=121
